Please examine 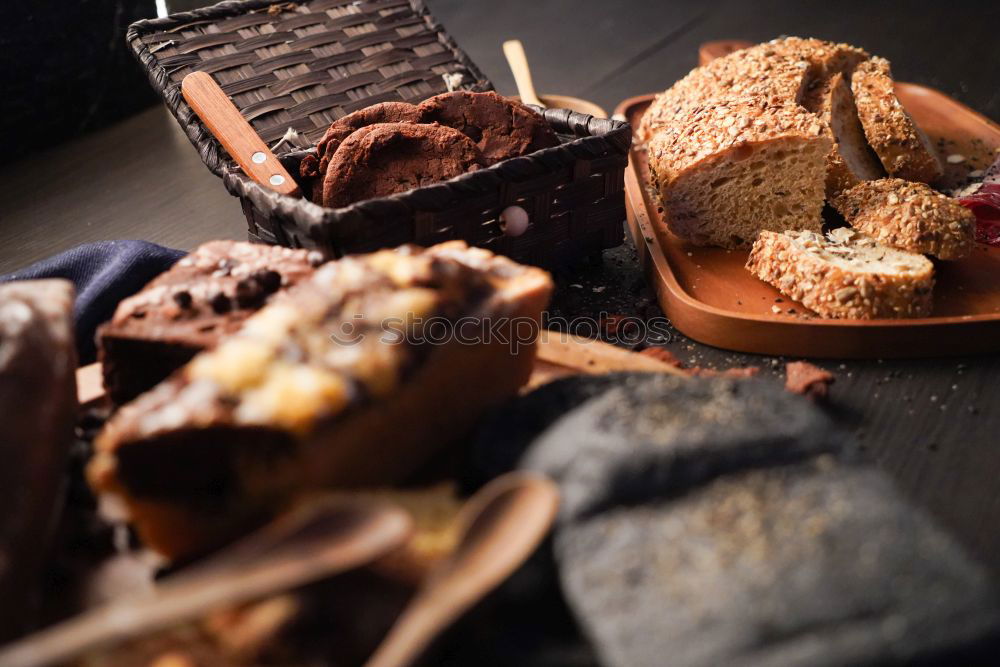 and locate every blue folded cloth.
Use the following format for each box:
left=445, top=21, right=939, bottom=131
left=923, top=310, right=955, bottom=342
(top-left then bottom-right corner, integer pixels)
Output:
left=0, top=241, right=185, bottom=363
